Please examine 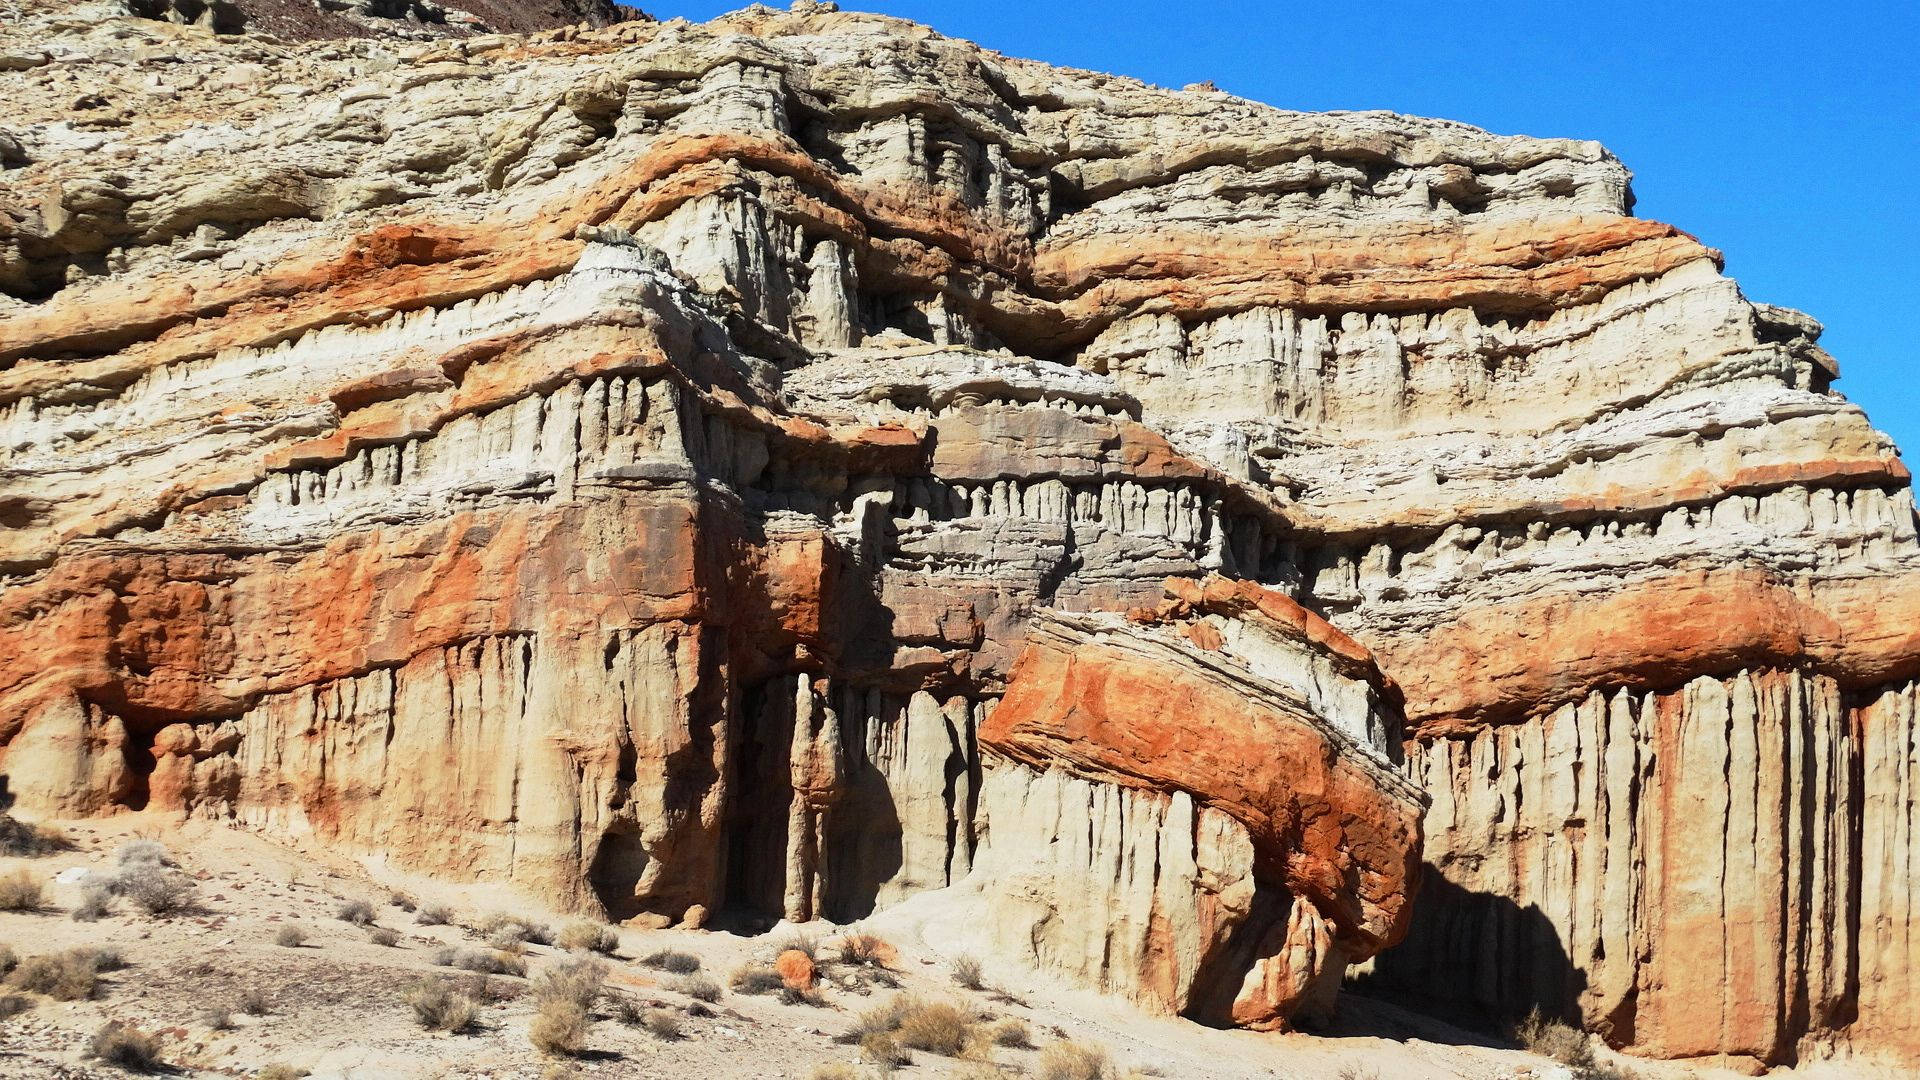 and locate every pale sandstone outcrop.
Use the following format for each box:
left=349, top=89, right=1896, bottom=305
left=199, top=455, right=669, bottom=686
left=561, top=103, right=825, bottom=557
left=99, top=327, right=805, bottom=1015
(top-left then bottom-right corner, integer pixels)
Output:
left=0, top=1, right=1915, bottom=1067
